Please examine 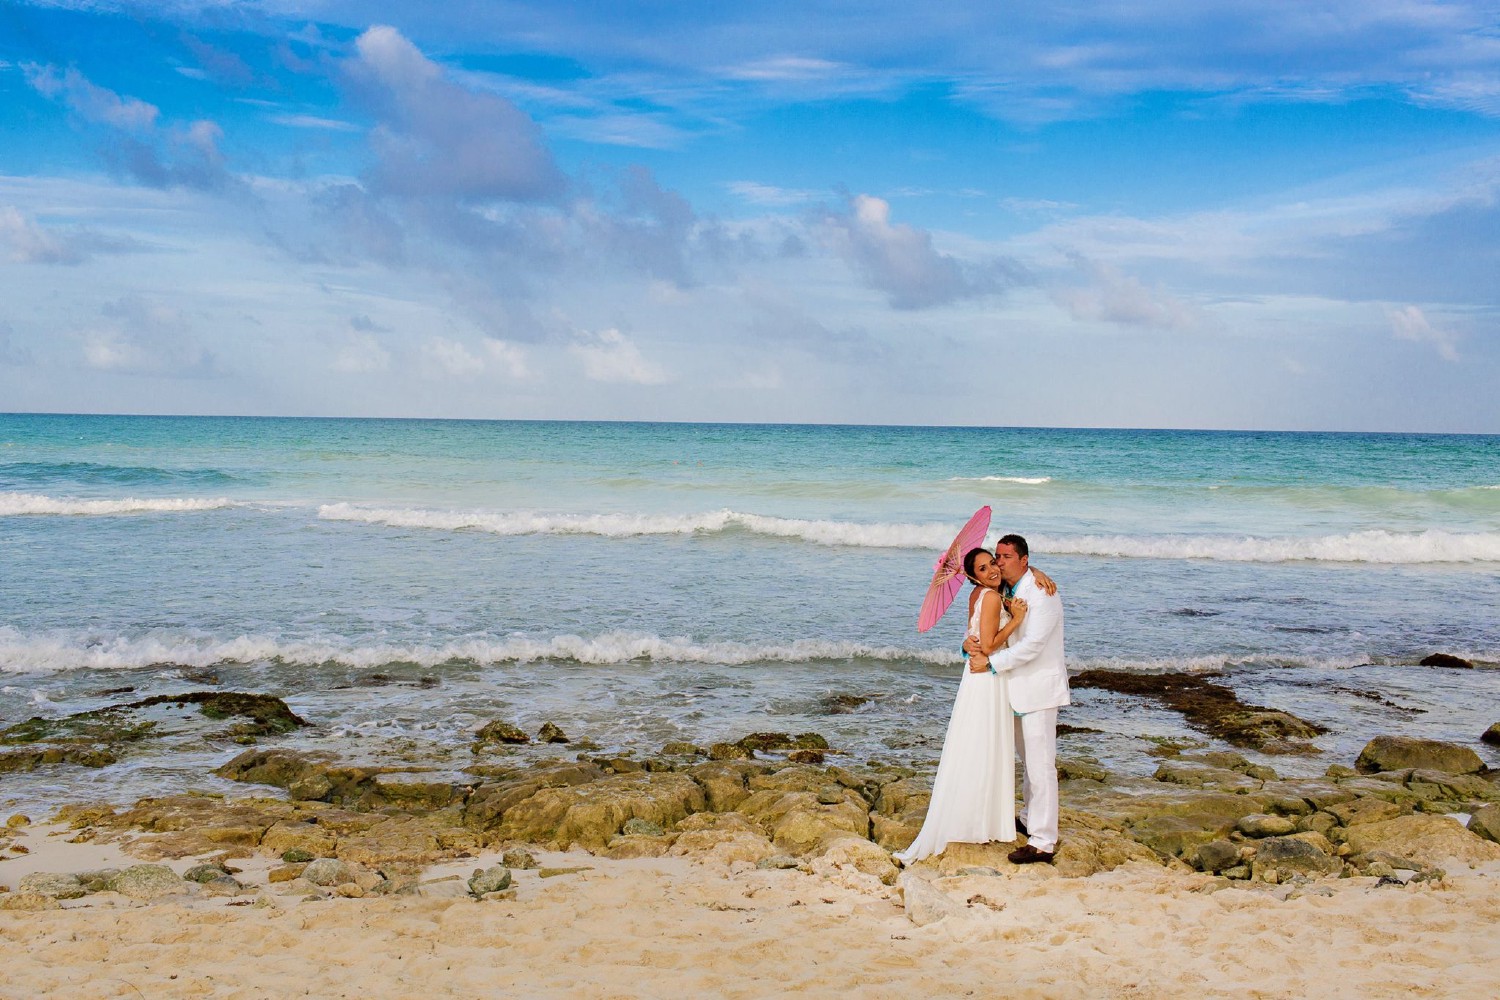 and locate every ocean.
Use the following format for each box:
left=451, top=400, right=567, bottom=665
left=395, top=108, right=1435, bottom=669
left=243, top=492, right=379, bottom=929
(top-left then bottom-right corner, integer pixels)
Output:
left=2, top=414, right=1498, bottom=813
